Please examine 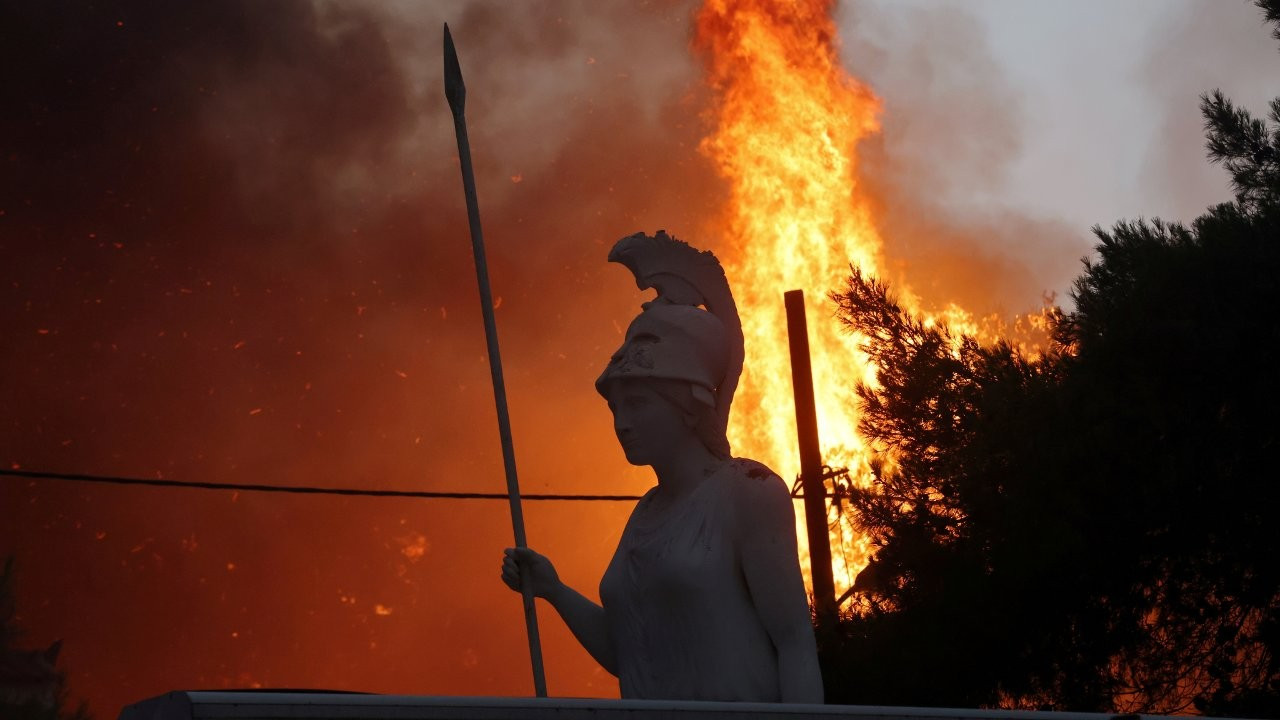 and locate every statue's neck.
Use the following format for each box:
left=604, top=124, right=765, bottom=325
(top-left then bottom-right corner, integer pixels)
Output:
left=651, top=442, right=721, bottom=499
